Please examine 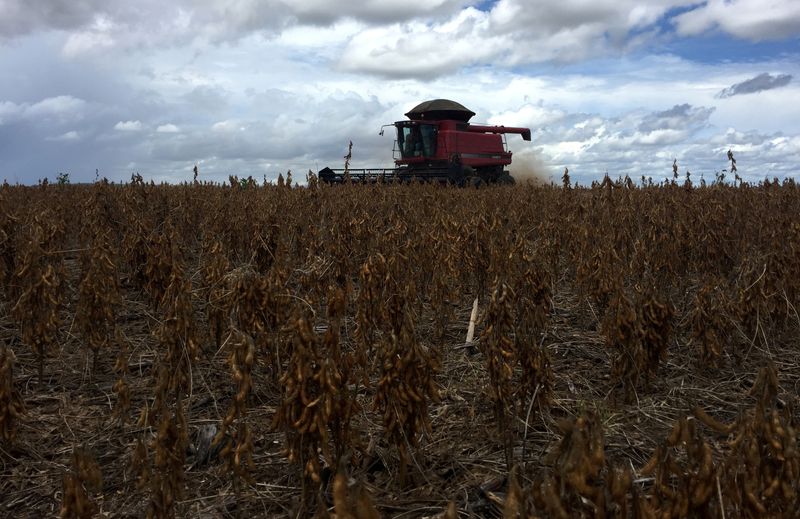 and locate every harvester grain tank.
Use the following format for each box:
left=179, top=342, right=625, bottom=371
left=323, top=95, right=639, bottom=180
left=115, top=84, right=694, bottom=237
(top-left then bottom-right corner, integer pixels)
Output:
left=318, top=99, right=531, bottom=185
